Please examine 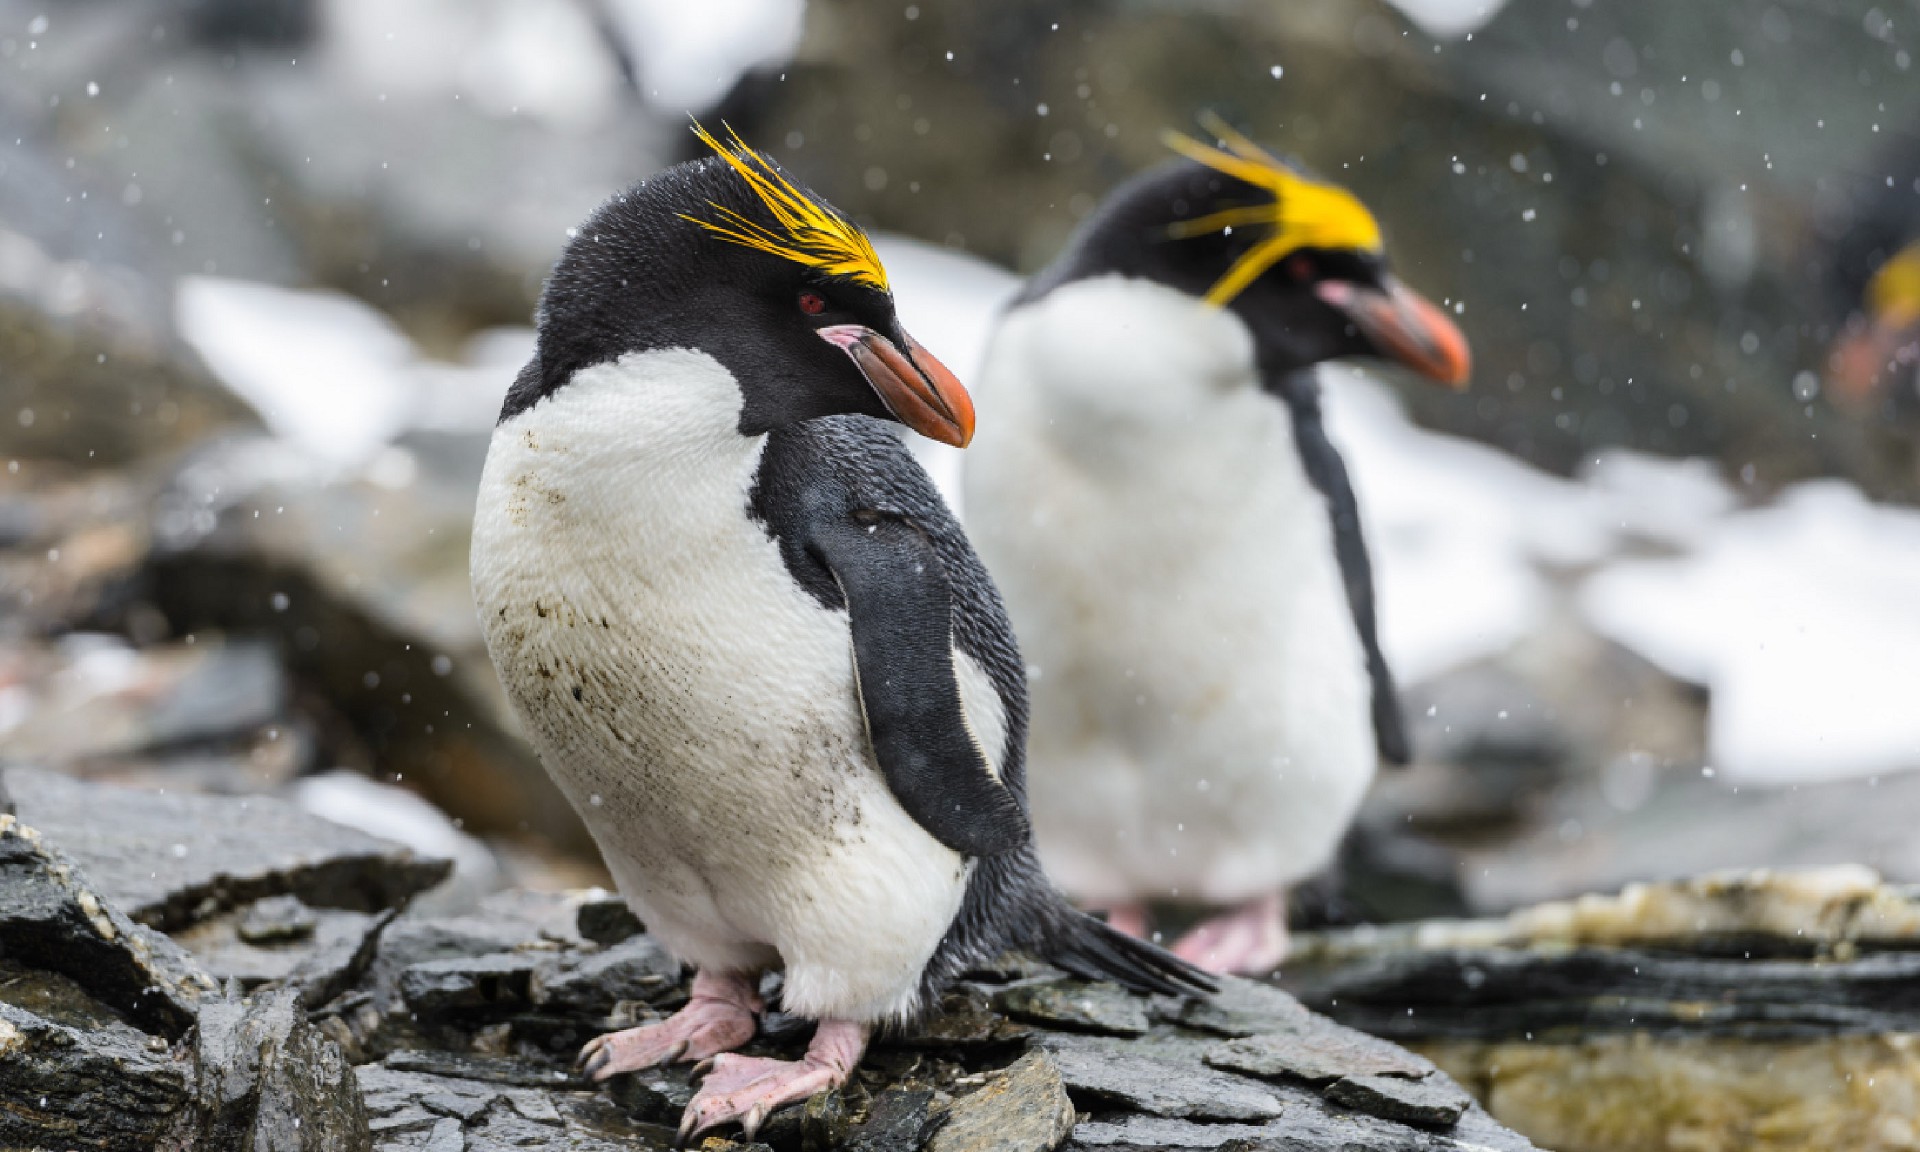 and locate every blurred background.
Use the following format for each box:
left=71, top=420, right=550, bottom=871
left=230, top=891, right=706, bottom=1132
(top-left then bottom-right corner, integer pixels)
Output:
left=3, top=0, right=1919, bottom=923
